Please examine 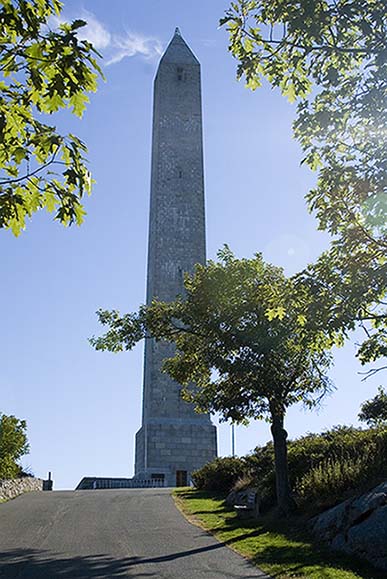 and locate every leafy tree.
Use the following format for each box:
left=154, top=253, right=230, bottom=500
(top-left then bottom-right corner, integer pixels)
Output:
left=0, top=0, right=103, bottom=235
left=359, top=386, right=387, bottom=426
left=0, top=413, right=29, bottom=479
left=91, top=250, right=334, bottom=514
left=220, top=0, right=387, bottom=371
